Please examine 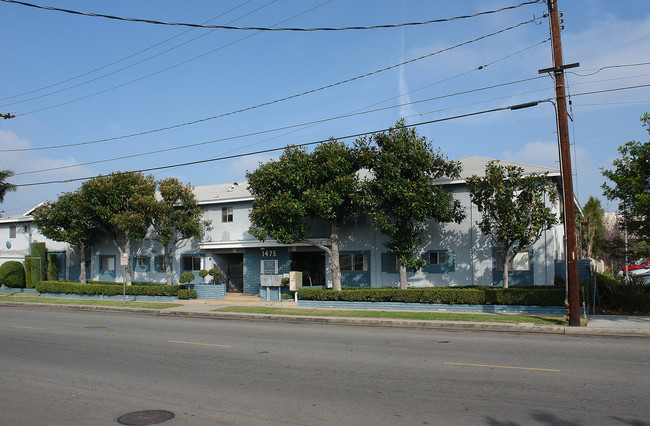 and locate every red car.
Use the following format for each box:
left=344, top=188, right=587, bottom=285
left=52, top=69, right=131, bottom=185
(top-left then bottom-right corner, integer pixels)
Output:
left=621, top=258, right=650, bottom=275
